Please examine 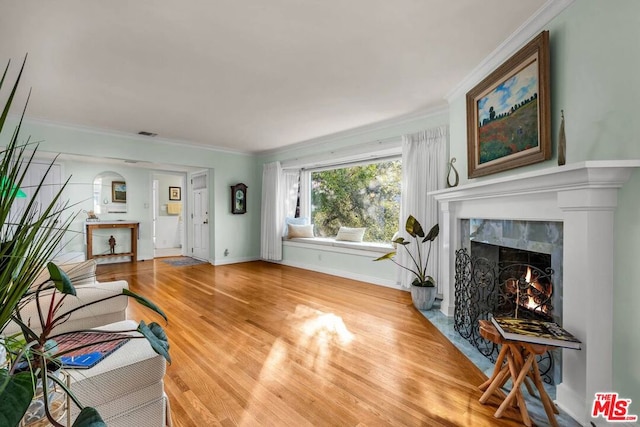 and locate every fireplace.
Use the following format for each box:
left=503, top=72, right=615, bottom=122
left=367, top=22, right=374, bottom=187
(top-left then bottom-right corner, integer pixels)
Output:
left=454, top=219, right=562, bottom=384
left=492, top=247, right=554, bottom=319
left=430, top=161, right=640, bottom=425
